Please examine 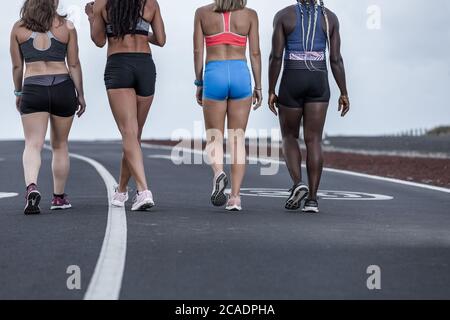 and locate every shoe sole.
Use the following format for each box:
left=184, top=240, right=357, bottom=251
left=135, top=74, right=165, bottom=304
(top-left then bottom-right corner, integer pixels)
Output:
left=302, top=206, right=320, bottom=213
left=285, top=186, right=309, bottom=210
left=24, top=191, right=41, bottom=215
left=111, top=201, right=126, bottom=208
left=50, top=204, right=72, bottom=210
left=131, top=200, right=155, bottom=211
left=226, top=205, right=242, bottom=212
left=211, top=173, right=228, bottom=207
